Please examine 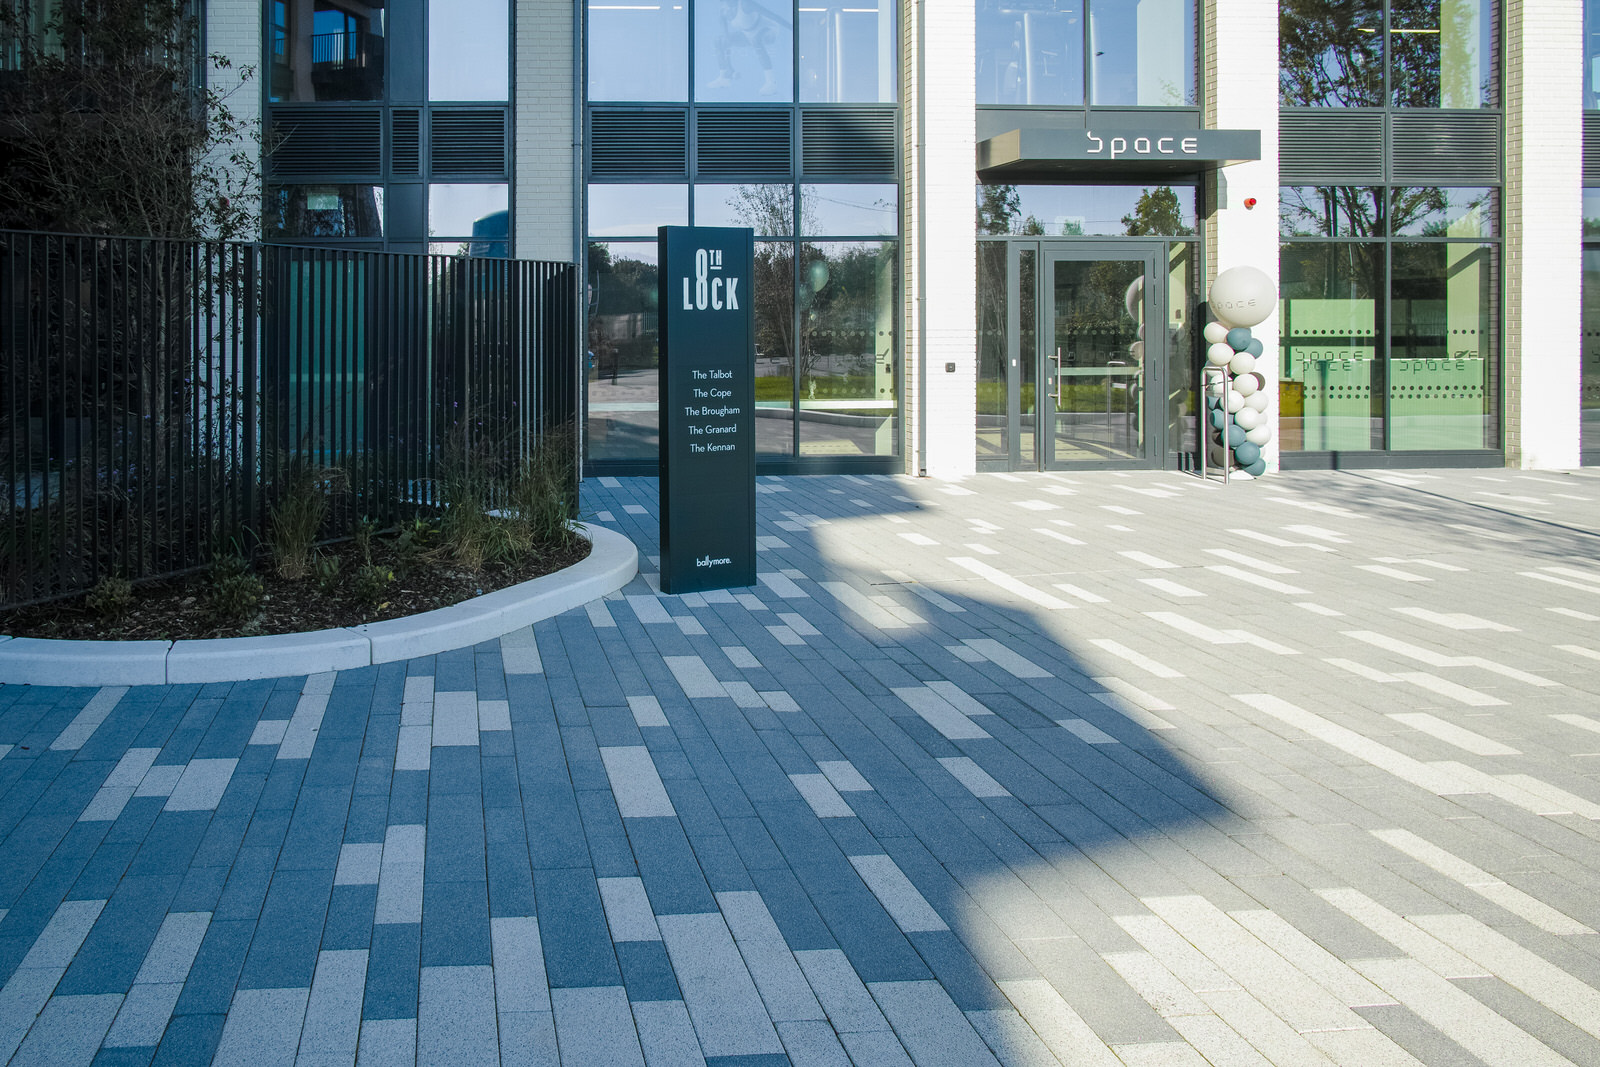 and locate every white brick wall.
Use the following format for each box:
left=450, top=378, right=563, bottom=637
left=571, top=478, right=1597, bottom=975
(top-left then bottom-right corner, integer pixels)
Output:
left=903, top=0, right=977, bottom=478
left=514, top=0, right=577, bottom=262
left=1205, top=0, right=1280, bottom=471
left=1504, top=0, right=1582, bottom=469
left=204, top=0, right=264, bottom=236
